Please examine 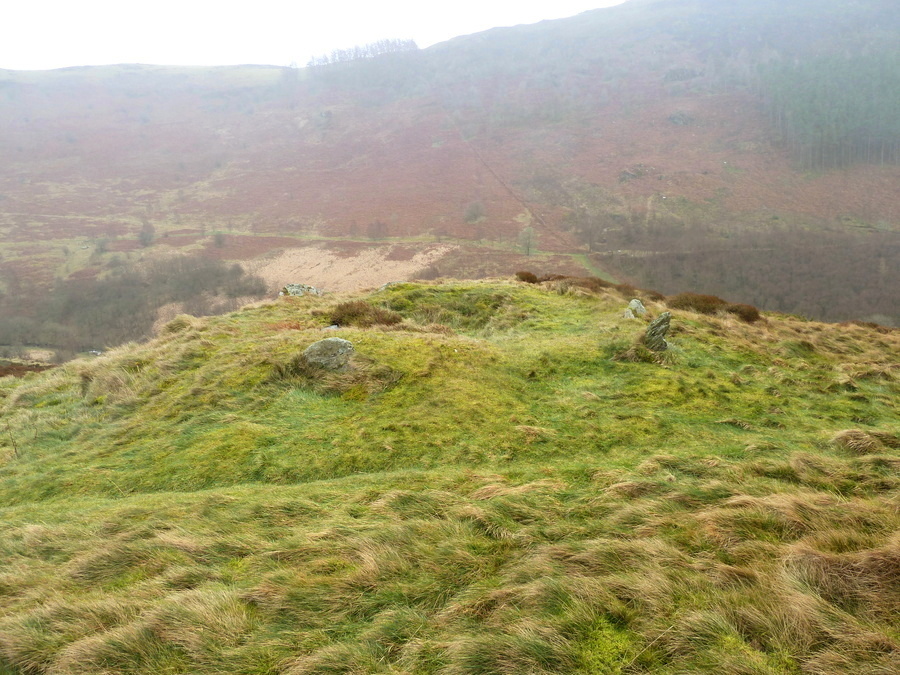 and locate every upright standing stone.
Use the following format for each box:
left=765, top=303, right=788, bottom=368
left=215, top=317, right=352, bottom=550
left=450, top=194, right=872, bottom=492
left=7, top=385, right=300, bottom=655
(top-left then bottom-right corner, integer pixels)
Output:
left=644, top=312, right=671, bottom=351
